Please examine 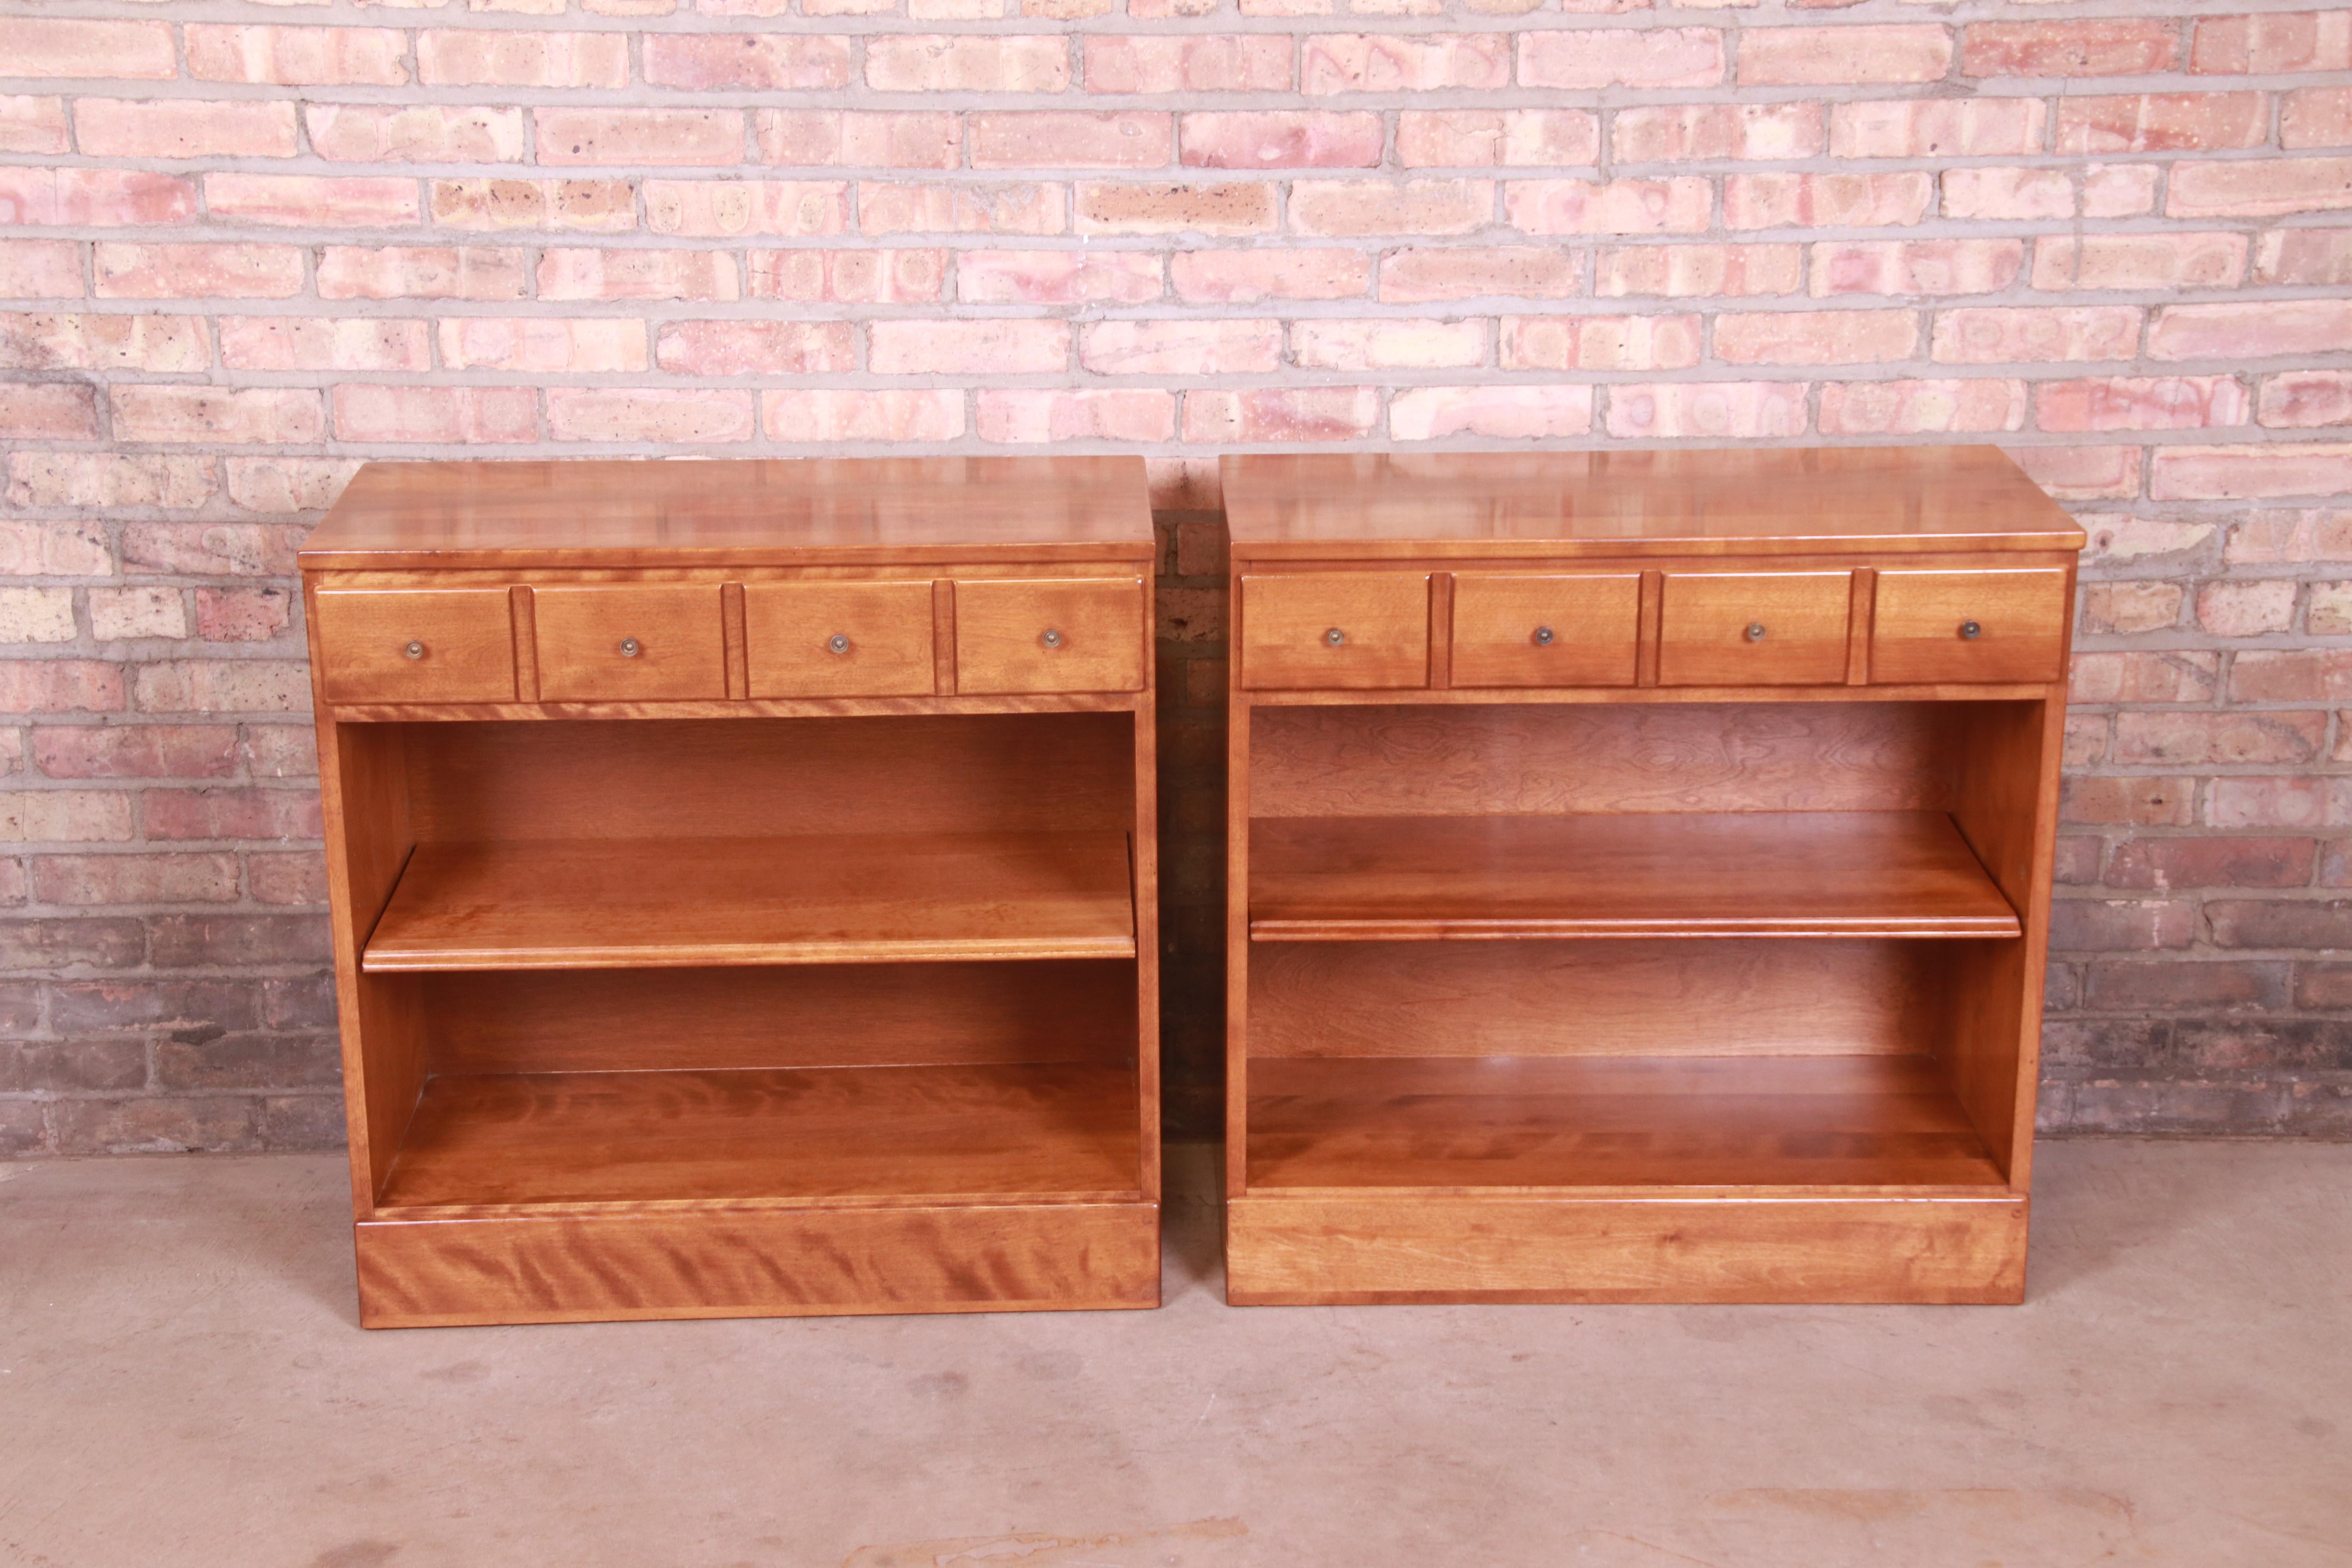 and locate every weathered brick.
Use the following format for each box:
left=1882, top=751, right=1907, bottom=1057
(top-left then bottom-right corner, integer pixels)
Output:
left=761, top=389, right=965, bottom=443
left=33, top=727, right=236, bottom=781
left=537, top=109, right=744, bottom=168
left=2171, top=159, right=2352, bottom=221
left=1595, top=243, right=1801, bottom=299
left=248, top=853, right=328, bottom=908
left=975, top=389, right=1174, bottom=444
left=0, top=168, right=196, bottom=227
left=1508, top=178, right=1710, bottom=236
left=1389, top=385, right=1592, bottom=442
left=417, top=30, right=630, bottom=88
left=2062, top=775, right=2196, bottom=828
left=2114, top=711, right=2327, bottom=766
left=756, top=111, right=962, bottom=170
left=194, top=588, right=290, bottom=644
left=866, top=36, right=1070, bottom=93
left=0, top=913, right=134, bottom=971
left=1944, top=169, right=2076, bottom=223
left=431, top=179, right=636, bottom=234
left=0, top=1040, right=146, bottom=1094
left=1293, top=318, right=1483, bottom=371
left=1517, top=29, right=1725, bottom=89
left=1964, top=20, right=2180, bottom=78
left=35, top=853, right=239, bottom=905
left=1812, top=239, right=2022, bottom=297
left=1083, top=35, right=1292, bottom=95
left=1613, top=103, right=1822, bottom=163
left=863, top=181, right=1067, bottom=236
left=2051, top=898, right=2198, bottom=951
left=307, top=105, right=525, bottom=164
left=956, top=250, right=1161, bottom=305
left=438, top=318, right=648, bottom=374
left=1740, top=25, right=1952, bottom=85
left=1079, top=319, right=1283, bottom=376
left=1724, top=172, right=1931, bottom=230
left=1076, top=181, right=1271, bottom=236
left=748, top=247, right=947, bottom=302
left=75, top=100, right=298, bottom=160
left=1183, top=387, right=1380, bottom=443
left=2190, top=12, right=2352, bottom=74
left=1301, top=33, right=1510, bottom=93
left=2151, top=445, right=2352, bottom=502
left=0, top=97, right=71, bottom=156
left=93, top=243, right=305, bottom=300
left=1397, top=110, right=1599, bottom=169
left=2057, top=93, right=2270, bottom=154
left=544, top=388, right=756, bottom=443
left=644, top=33, right=852, bottom=90
left=1503, top=315, right=1700, bottom=371
left=2284, top=89, right=2352, bottom=151
left=121, top=523, right=306, bottom=577
left=1818, top=379, right=2026, bottom=436
left=643, top=181, right=849, bottom=238
left=218, top=318, right=430, bottom=373
left=49, top=1097, right=261, bottom=1156
left=1604, top=381, right=1808, bottom=440
left=2208, top=900, right=2352, bottom=951
left=654, top=320, right=852, bottom=376
left=1714, top=309, right=1915, bottom=365
left=111, top=387, right=322, bottom=446
left=1828, top=98, right=2043, bottom=158
left=539, top=249, right=740, bottom=302
left=1932, top=306, right=2141, bottom=365
left=2085, top=960, right=2291, bottom=1012
left=1172, top=248, right=1369, bottom=303
left=2069, top=650, right=2219, bottom=703
left=1295, top=179, right=1490, bottom=238
left=0, top=18, right=176, bottom=80
left=186, top=25, right=409, bottom=87
left=2038, top=376, right=2250, bottom=433
left=1181, top=112, right=1379, bottom=170
left=317, top=246, right=529, bottom=301
left=0, top=383, right=98, bottom=441
left=1381, top=247, right=1579, bottom=303
left=2032, top=233, right=2248, bottom=292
